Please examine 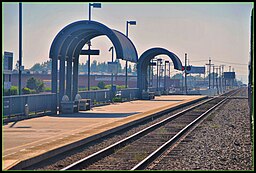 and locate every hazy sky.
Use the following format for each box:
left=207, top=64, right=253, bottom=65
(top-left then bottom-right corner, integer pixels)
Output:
left=3, top=2, right=253, bottom=83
